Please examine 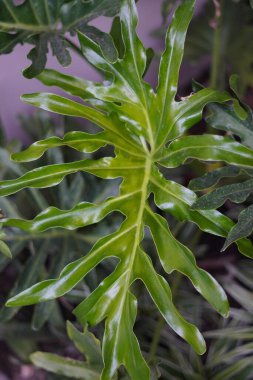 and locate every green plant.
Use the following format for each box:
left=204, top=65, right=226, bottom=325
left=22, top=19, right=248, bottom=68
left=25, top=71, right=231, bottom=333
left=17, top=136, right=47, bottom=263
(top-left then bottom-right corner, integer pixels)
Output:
left=0, top=0, right=120, bottom=78
left=1, top=0, right=253, bottom=378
